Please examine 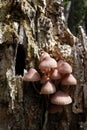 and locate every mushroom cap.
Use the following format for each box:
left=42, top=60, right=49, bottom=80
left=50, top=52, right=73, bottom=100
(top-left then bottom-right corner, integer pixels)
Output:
left=39, top=57, right=57, bottom=72
left=40, top=81, right=56, bottom=94
left=61, top=74, right=77, bottom=85
left=50, top=91, right=72, bottom=105
left=23, top=68, right=41, bottom=82
left=48, top=104, right=63, bottom=114
left=51, top=69, right=61, bottom=80
left=57, top=60, right=72, bottom=74
left=39, top=51, right=50, bottom=62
